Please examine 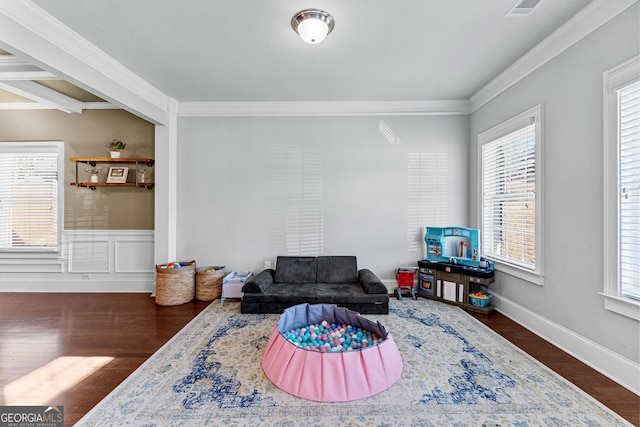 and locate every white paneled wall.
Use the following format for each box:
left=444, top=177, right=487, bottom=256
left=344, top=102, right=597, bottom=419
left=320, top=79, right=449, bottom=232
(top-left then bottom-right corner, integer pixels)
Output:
left=175, top=115, right=470, bottom=281
left=0, top=230, right=155, bottom=292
